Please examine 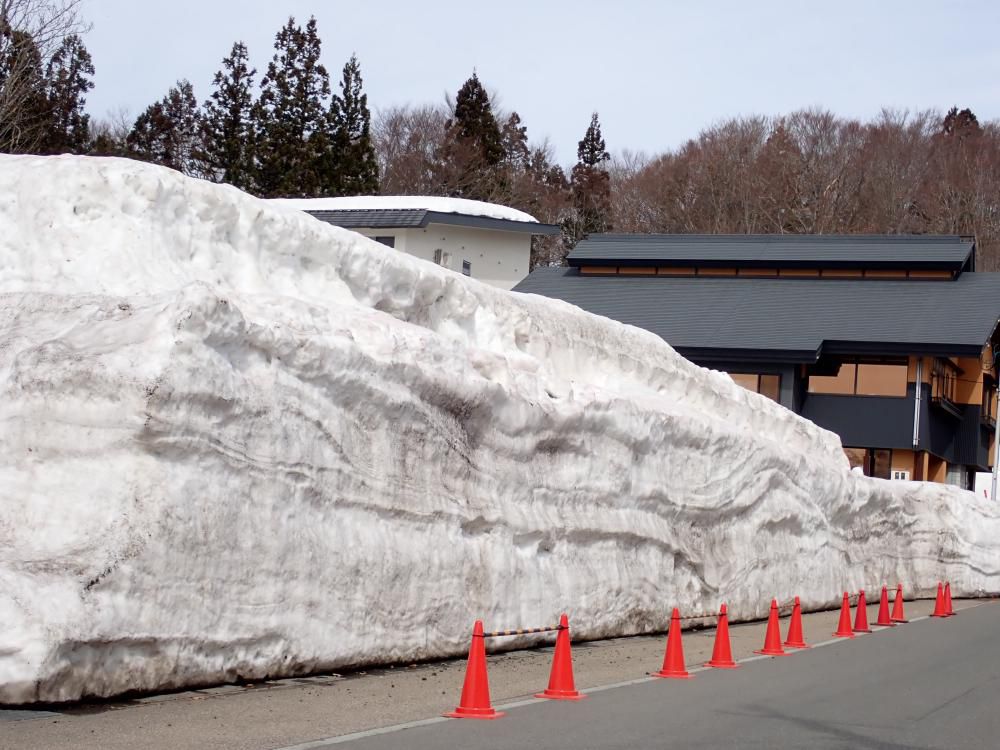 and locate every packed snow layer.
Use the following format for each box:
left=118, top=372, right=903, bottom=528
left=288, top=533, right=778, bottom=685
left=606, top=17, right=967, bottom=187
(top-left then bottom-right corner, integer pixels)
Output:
left=1, top=155, right=999, bottom=704
left=268, top=194, right=540, bottom=223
